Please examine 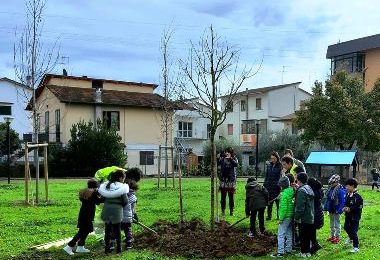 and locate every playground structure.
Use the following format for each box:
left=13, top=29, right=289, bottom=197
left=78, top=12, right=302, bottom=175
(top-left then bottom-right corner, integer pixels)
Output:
left=24, top=142, right=49, bottom=204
